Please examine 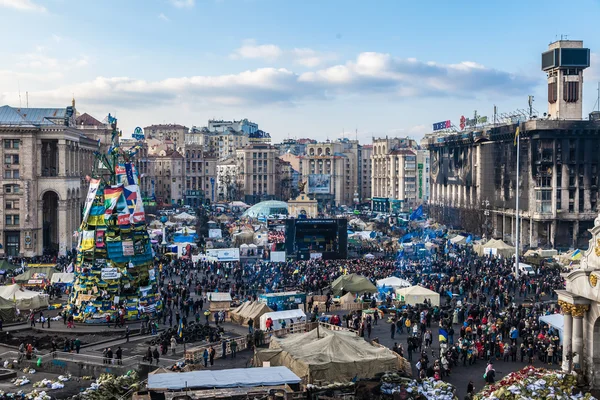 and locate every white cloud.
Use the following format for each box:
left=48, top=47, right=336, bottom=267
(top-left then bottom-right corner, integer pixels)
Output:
left=291, top=48, right=337, bottom=68
left=169, top=0, right=195, bottom=8
left=158, top=13, right=170, bottom=22
left=231, top=40, right=336, bottom=67
left=0, top=52, right=536, bottom=112
left=230, top=40, right=283, bottom=61
left=0, top=0, right=46, bottom=12
left=15, top=50, right=90, bottom=70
